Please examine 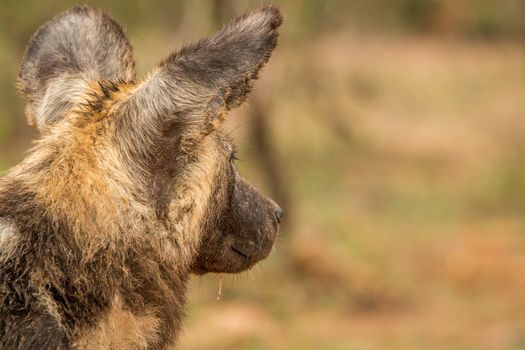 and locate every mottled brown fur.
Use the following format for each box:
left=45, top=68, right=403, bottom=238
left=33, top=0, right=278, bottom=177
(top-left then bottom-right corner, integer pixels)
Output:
left=1, top=5, right=283, bottom=349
